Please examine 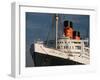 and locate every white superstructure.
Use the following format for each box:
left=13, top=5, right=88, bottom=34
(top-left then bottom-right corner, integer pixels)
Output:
left=57, top=37, right=89, bottom=53
left=34, top=39, right=89, bottom=64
